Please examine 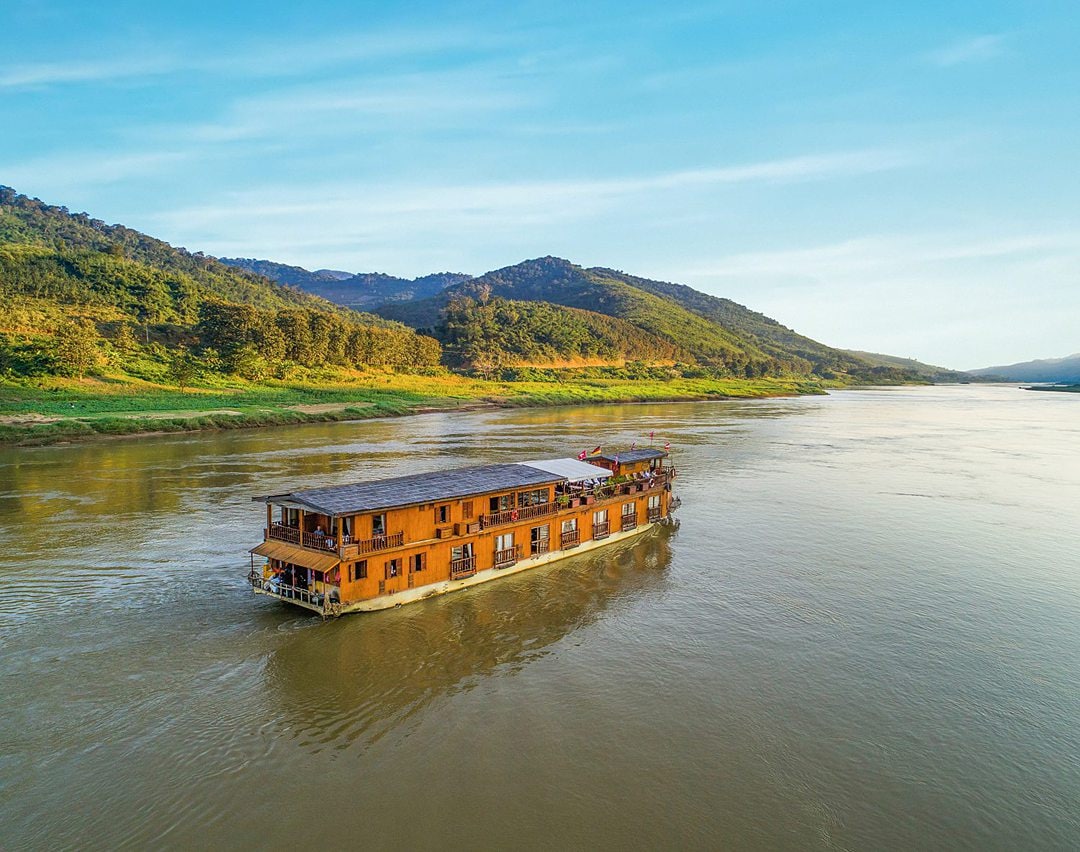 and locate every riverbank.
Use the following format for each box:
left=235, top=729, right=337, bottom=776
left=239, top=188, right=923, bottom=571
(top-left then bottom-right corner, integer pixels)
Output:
left=0, top=369, right=834, bottom=446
